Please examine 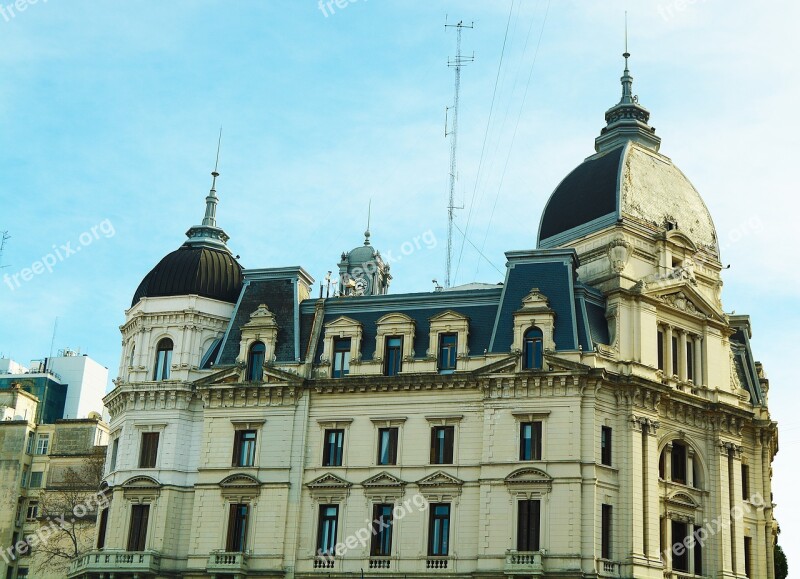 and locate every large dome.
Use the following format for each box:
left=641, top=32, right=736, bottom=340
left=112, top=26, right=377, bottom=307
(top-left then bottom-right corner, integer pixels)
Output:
left=131, top=245, right=243, bottom=307
left=537, top=141, right=719, bottom=256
